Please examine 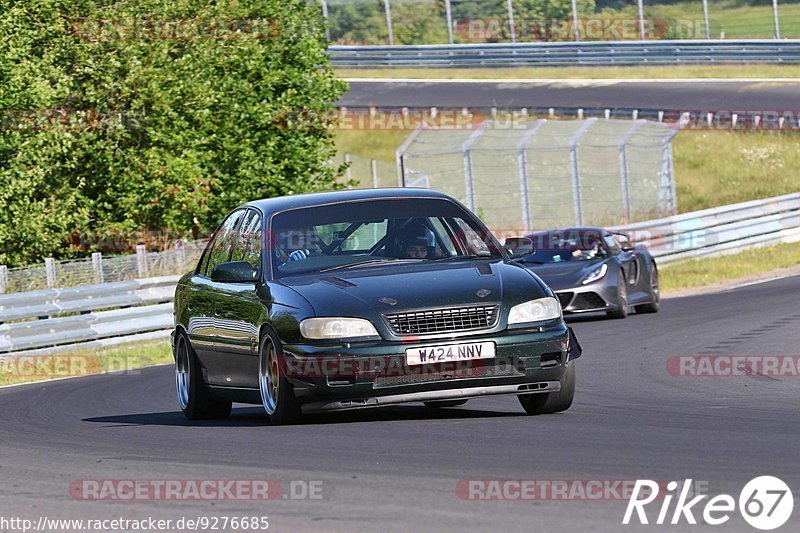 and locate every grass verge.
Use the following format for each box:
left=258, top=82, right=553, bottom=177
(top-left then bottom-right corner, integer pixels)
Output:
left=660, top=241, right=800, bottom=292
left=0, top=339, right=173, bottom=387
